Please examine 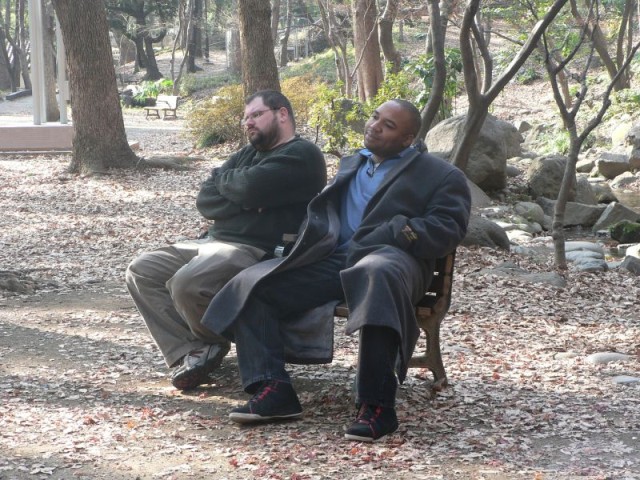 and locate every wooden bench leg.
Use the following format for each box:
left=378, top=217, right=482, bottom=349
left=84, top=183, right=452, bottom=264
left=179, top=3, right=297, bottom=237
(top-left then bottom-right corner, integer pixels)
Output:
left=409, top=314, right=448, bottom=390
